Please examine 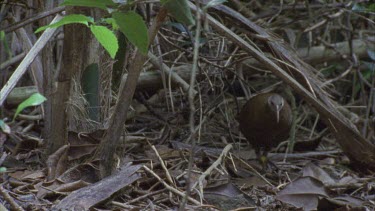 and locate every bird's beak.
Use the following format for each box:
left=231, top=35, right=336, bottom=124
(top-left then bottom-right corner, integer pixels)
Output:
left=276, top=106, right=280, bottom=123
